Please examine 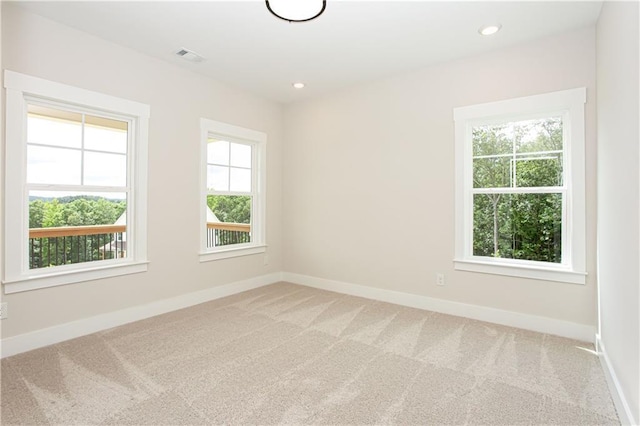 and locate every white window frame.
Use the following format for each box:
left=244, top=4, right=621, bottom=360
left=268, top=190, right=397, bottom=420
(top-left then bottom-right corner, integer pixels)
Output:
left=199, top=118, right=266, bottom=261
left=3, top=70, right=150, bottom=293
left=453, top=88, right=587, bottom=284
